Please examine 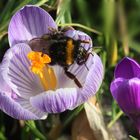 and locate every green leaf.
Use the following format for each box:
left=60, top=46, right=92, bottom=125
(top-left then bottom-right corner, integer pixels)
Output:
left=75, top=0, right=91, bottom=26
left=0, top=0, right=16, bottom=25
left=0, top=0, right=32, bottom=33
left=129, top=41, right=140, bottom=53
left=129, top=135, right=138, bottom=140
left=25, top=121, right=47, bottom=140
left=63, top=105, right=84, bottom=129
left=35, top=0, right=49, bottom=6
left=63, top=8, right=72, bottom=23
left=107, top=110, right=123, bottom=128
left=0, top=132, right=6, bottom=140
left=12, top=0, right=31, bottom=14
left=58, top=23, right=102, bottom=35
left=0, top=0, right=48, bottom=35
left=55, top=0, right=71, bottom=24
